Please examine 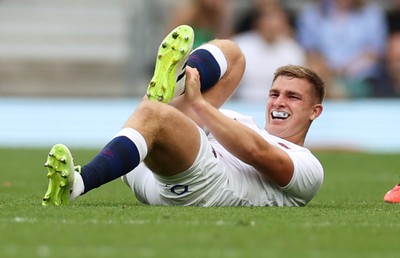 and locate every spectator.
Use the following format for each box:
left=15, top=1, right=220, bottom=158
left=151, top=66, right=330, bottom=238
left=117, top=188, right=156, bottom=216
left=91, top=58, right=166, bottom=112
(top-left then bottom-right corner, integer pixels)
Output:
left=232, top=5, right=306, bottom=102
left=387, top=0, right=400, bottom=34
left=296, top=0, right=388, bottom=98
left=167, top=0, right=233, bottom=48
left=374, top=33, right=400, bottom=98
left=234, top=0, right=295, bottom=35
